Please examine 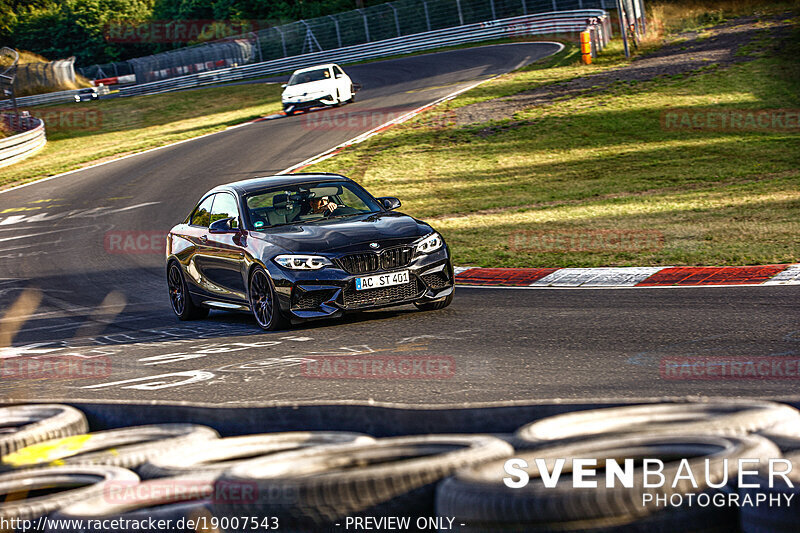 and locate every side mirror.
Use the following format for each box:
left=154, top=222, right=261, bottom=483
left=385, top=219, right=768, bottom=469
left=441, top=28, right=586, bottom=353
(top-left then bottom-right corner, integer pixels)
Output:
left=281, top=83, right=288, bottom=88
left=209, top=217, right=238, bottom=233
left=335, top=74, right=342, bottom=79
left=378, top=197, right=401, bottom=210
